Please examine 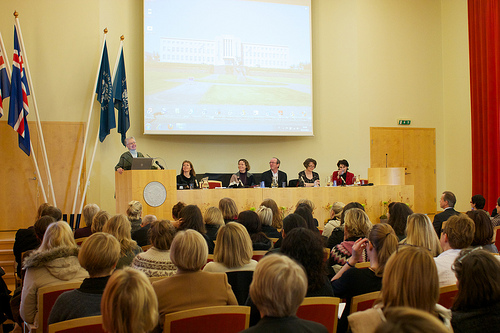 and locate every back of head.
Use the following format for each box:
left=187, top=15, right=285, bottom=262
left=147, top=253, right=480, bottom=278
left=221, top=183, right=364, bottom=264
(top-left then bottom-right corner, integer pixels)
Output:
left=142, top=215, right=157, bottom=226
left=466, top=210, right=494, bottom=246
left=443, top=214, right=475, bottom=249
left=387, top=202, right=413, bottom=237
left=368, top=223, right=398, bottom=277
left=405, top=214, right=442, bottom=257
left=261, top=198, right=282, bottom=229
left=34, top=216, right=56, bottom=241
left=296, top=199, right=315, bottom=211
left=257, top=206, right=273, bottom=227
left=344, top=208, right=372, bottom=238
left=340, top=202, right=364, bottom=225
left=382, top=246, right=439, bottom=313
left=330, top=202, right=345, bottom=220
left=218, top=197, right=238, bottom=221
left=282, top=213, right=307, bottom=234
left=203, top=207, right=224, bottom=226
left=170, top=229, right=208, bottom=271
left=250, top=254, right=307, bottom=318
left=41, top=205, right=63, bottom=221
left=101, top=268, right=158, bottom=333
left=375, top=307, right=449, bottom=333
left=39, top=221, right=76, bottom=252
left=149, top=220, right=176, bottom=251
left=281, top=228, right=325, bottom=291
left=442, top=191, right=456, bottom=208
left=237, top=210, right=262, bottom=234
left=92, top=210, right=111, bottom=233
left=471, top=194, right=486, bottom=209
left=82, top=203, right=100, bottom=227
left=294, top=205, right=316, bottom=231
left=452, top=248, right=500, bottom=311
left=37, top=203, right=51, bottom=219
left=214, top=222, right=253, bottom=268
left=103, top=214, right=135, bottom=254
left=127, top=200, right=142, bottom=219
left=178, top=205, right=206, bottom=234
left=172, top=201, right=186, bottom=220
left=79, top=232, right=120, bottom=277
